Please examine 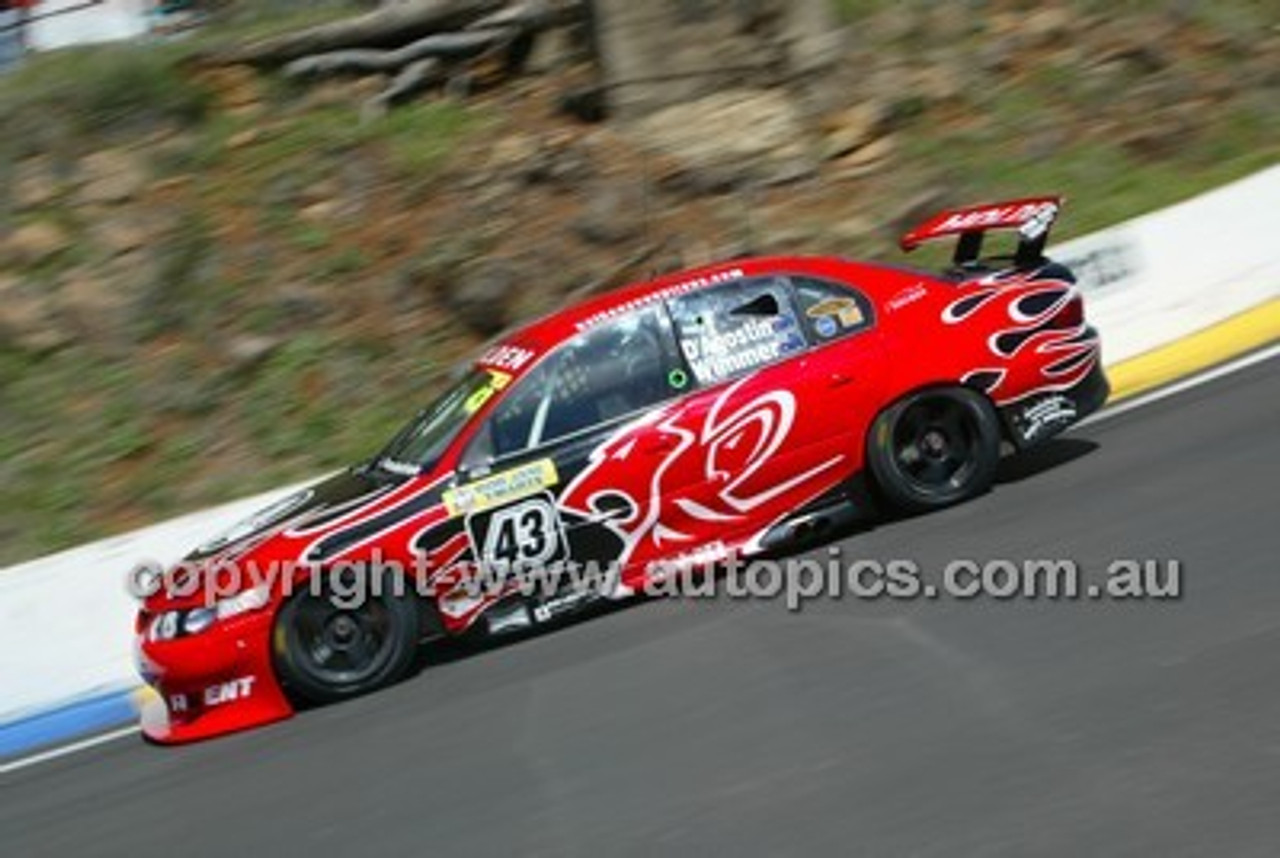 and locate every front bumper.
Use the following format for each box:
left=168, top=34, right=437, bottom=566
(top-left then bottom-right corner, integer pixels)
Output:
left=135, top=609, right=294, bottom=744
